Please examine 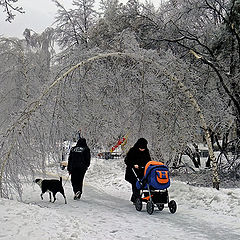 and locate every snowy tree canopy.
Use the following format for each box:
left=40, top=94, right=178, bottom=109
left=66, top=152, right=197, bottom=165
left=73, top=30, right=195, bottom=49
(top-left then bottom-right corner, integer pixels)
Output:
left=0, top=0, right=240, bottom=198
